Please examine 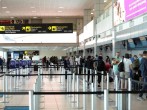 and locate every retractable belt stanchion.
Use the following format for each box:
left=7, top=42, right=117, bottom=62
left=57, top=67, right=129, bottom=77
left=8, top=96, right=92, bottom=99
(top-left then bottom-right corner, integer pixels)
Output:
left=72, top=72, right=76, bottom=103
left=2, top=74, right=6, bottom=103
left=76, top=74, right=79, bottom=108
left=83, top=77, right=86, bottom=110
left=91, top=83, right=96, bottom=110
left=86, top=68, right=88, bottom=88
left=115, top=75, right=118, bottom=108
left=128, top=78, right=131, bottom=110
left=101, top=71, right=104, bottom=92
left=29, top=90, right=34, bottom=110
left=94, top=70, right=97, bottom=91
left=104, top=89, right=109, bottom=110
left=59, top=67, right=61, bottom=83
left=90, top=69, right=92, bottom=87
left=107, top=73, right=109, bottom=90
